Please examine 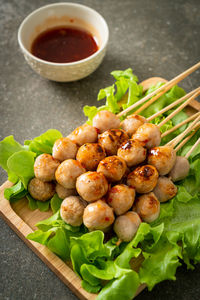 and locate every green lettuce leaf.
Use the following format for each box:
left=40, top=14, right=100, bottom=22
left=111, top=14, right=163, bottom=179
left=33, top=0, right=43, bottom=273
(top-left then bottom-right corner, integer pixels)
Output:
left=139, top=237, right=182, bottom=290
left=70, top=231, right=111, bottom=260
left=96, top=271, right=139, bottom=300
left=26, top=129, right=62, bottom=155
left=83, top=68, right=141, bottom=123
left=4, top=180, right=28, bottom=203
left=47, top=227, right=70, bottom=261
left=81, top=280, right=101, bottom=293
left=35, top=210, right=60, bottom=231
left=26, top=194, right=38, bottom=210
left=0, top=136, right=25, bottom=183
left=50, top=193, right=63, bottom=214
left=7, top=150, right=36, bottom=188
left=27, top=229, right=53, bottom=245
